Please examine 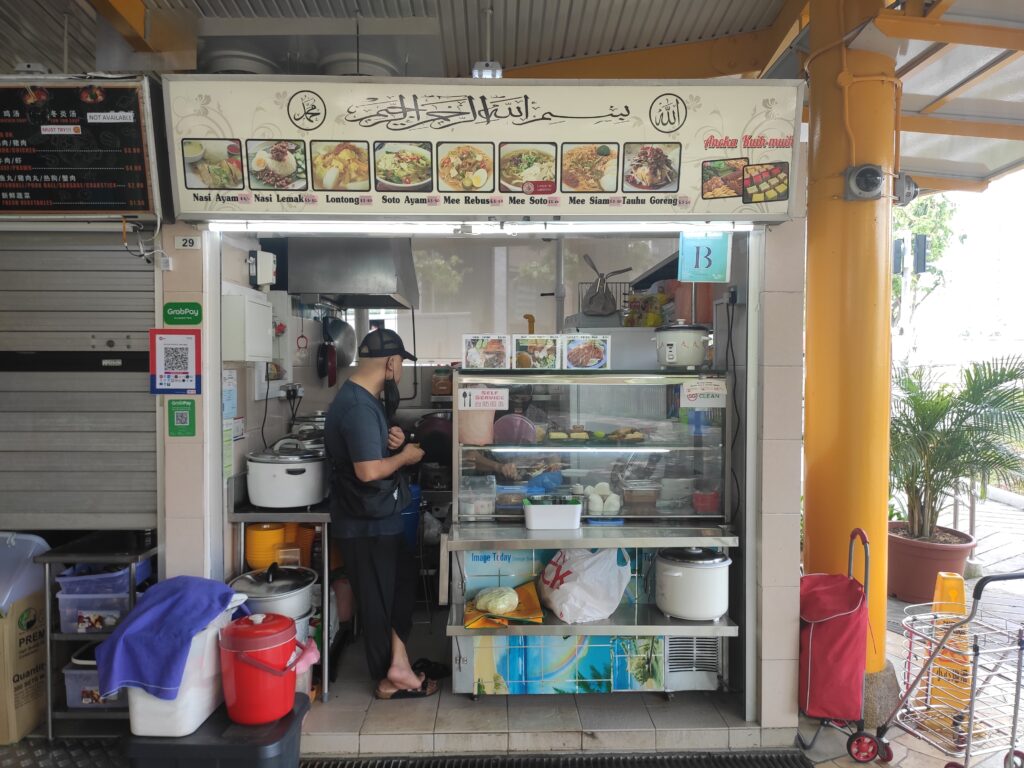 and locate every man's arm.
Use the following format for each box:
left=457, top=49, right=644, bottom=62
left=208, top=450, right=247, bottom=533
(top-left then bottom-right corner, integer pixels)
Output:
left=353, top=442, right=424, bottom=483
